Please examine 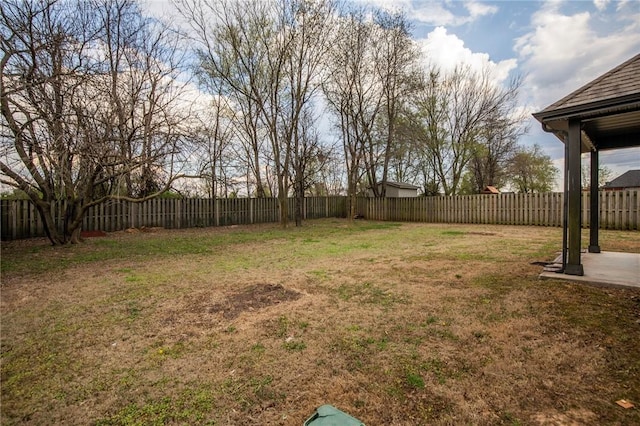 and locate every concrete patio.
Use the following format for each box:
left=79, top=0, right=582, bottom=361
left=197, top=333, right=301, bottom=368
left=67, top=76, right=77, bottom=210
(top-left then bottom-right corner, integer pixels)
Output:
left=539, top=251, right=640, bottom=290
